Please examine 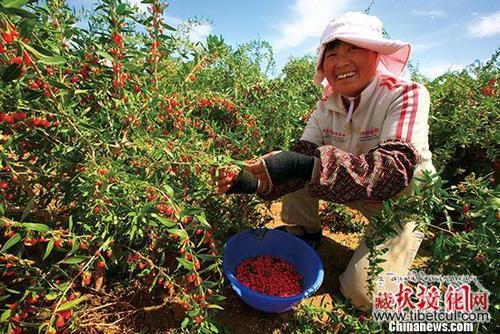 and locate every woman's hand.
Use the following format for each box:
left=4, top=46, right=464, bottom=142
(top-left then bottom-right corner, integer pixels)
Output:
left=211, top=149, right=314, bottom=195
left=211, top=166, right=258, bottom=194
left=211, top=166, right=239, bottom=194
left=250, top=151, right=316, bottom=186
left=245, top=151, right=280, bottom=194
